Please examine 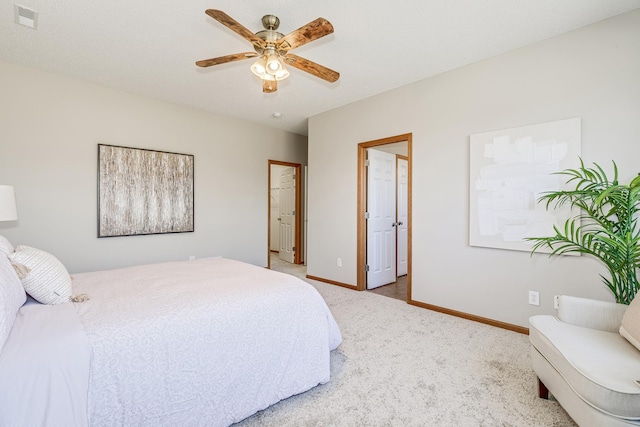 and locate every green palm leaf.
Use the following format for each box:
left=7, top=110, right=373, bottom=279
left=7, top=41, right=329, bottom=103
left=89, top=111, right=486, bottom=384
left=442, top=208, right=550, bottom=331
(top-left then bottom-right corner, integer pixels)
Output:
left=526, top=160, right=640, bottom=305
